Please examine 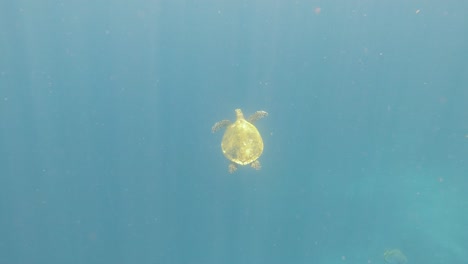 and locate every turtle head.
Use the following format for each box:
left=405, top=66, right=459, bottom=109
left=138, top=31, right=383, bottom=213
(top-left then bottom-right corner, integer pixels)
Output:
left=235, top=109, right=244, bottom=120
